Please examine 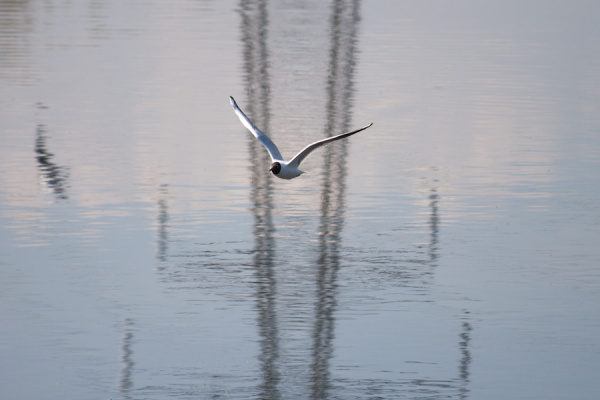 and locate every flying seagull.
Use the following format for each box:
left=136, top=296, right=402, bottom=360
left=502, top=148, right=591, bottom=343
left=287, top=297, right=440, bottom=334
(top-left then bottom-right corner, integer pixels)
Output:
left=230, top=96, right=373, bottom=179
